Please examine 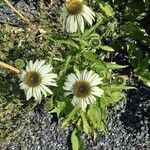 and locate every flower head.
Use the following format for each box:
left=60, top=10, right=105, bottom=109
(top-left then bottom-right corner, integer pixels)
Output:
left=63, top=69, right=104, bottom=111
left=20, top=60, right=57, bottom=102
left=61, top=0, right=95, bottom=33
